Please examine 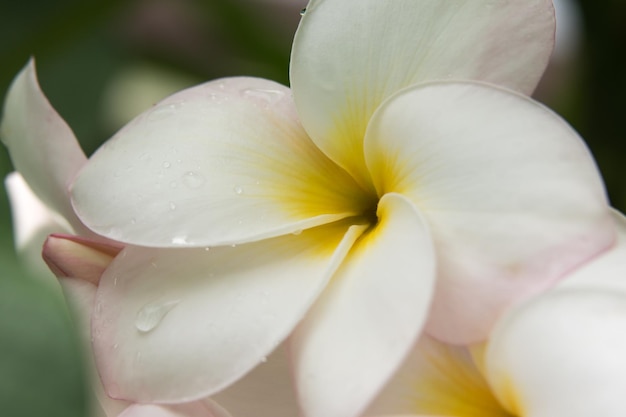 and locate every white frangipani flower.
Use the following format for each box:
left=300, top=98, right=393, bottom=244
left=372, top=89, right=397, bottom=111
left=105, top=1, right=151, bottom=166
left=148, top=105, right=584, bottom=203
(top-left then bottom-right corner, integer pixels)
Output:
left=0, top=1, right=615, bottom=417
